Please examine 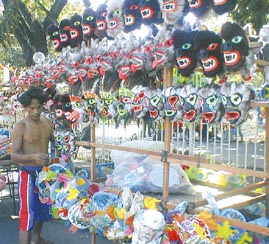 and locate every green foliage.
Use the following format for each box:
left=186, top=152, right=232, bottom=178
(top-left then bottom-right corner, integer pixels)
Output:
left=230, top=0, right=269, bottom=34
